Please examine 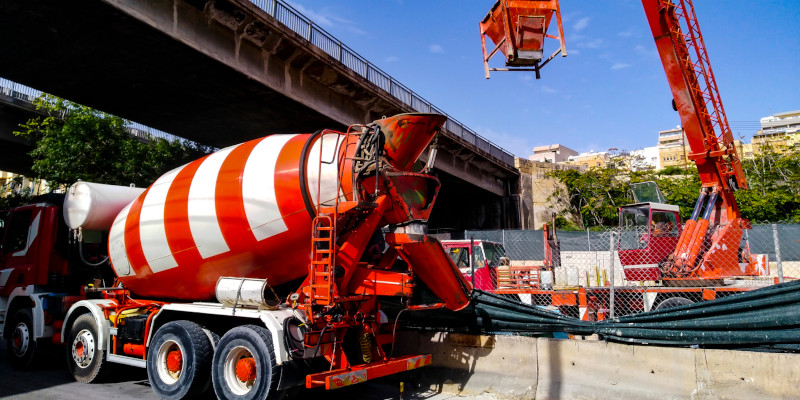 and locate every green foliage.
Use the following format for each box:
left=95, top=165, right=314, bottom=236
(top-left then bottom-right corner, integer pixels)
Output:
left=553, top=215, right=583, bottom=231
left=0, top=176, right=33, bottom=209
left=14, top=95, right=212, bottom=190
left=735, top=145, right=800, bottom=222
